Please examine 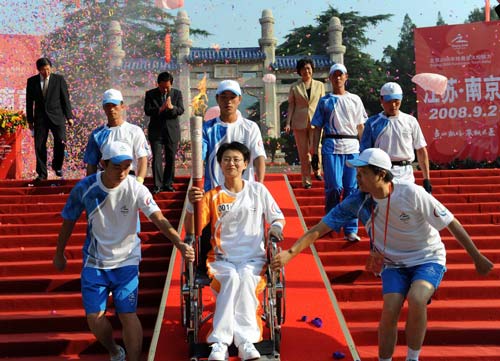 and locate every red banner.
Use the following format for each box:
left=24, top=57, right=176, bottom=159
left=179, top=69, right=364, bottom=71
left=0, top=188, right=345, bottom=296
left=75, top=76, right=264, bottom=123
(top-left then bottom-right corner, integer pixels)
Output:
left=414, top=22, right=500, bottom=163
left=165, top=33, right=171, bottom=63
left=0, top=34, right=41, bottom=112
